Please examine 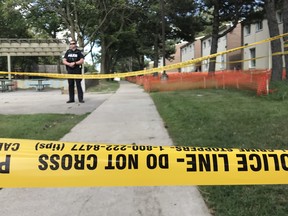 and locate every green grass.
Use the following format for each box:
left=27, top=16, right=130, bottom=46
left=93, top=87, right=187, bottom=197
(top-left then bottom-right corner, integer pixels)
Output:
left=266, top=80, right=288, bottom=101
left=151, top=88, right=288, bottom=216
left=0, top=114, right=88, bottom=140
left=87, top=79, right=120, bottom=93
